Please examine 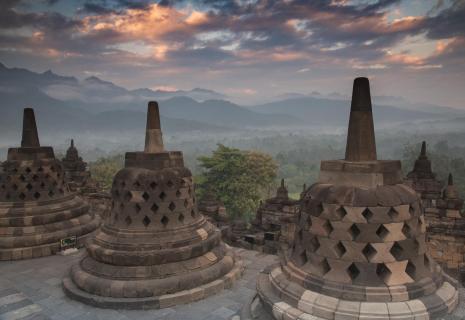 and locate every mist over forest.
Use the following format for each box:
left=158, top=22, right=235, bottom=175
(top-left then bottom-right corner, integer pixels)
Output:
left=1, top=62, right=465, bottom=198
